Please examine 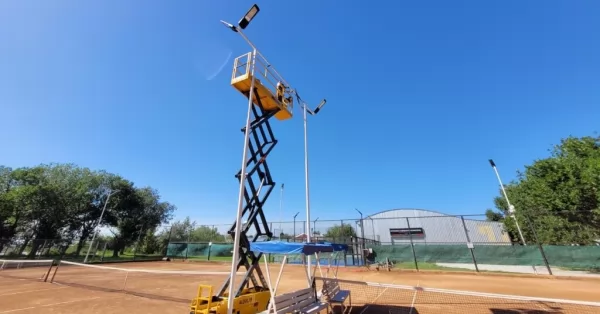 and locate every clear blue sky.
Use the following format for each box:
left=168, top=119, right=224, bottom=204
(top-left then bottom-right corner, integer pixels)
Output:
left=1, top=1, right=599, bottom=226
